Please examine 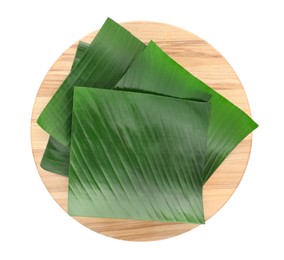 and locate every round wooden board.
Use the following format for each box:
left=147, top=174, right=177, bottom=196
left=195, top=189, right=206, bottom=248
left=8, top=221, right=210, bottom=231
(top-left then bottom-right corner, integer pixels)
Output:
left=31, top=21, right=253, bottom=241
